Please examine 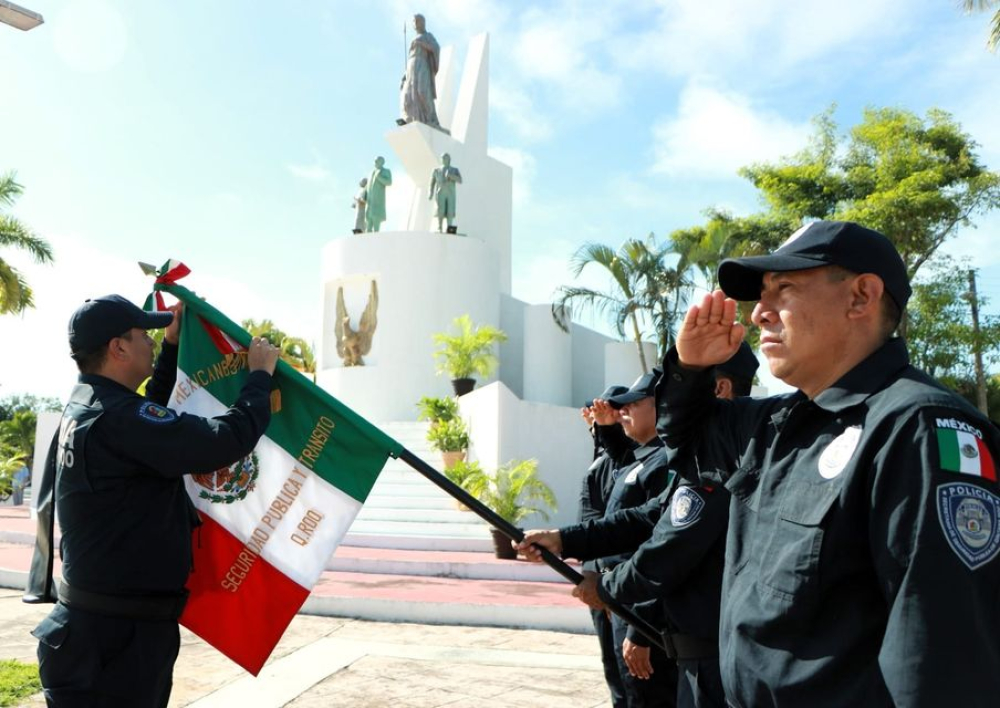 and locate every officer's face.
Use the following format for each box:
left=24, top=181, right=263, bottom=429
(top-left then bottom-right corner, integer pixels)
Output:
left=620, top=396, right=656, bottom=444
left=751, top=268, right=854, bottom=397
left=120, top=327, right=156, bottom=382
